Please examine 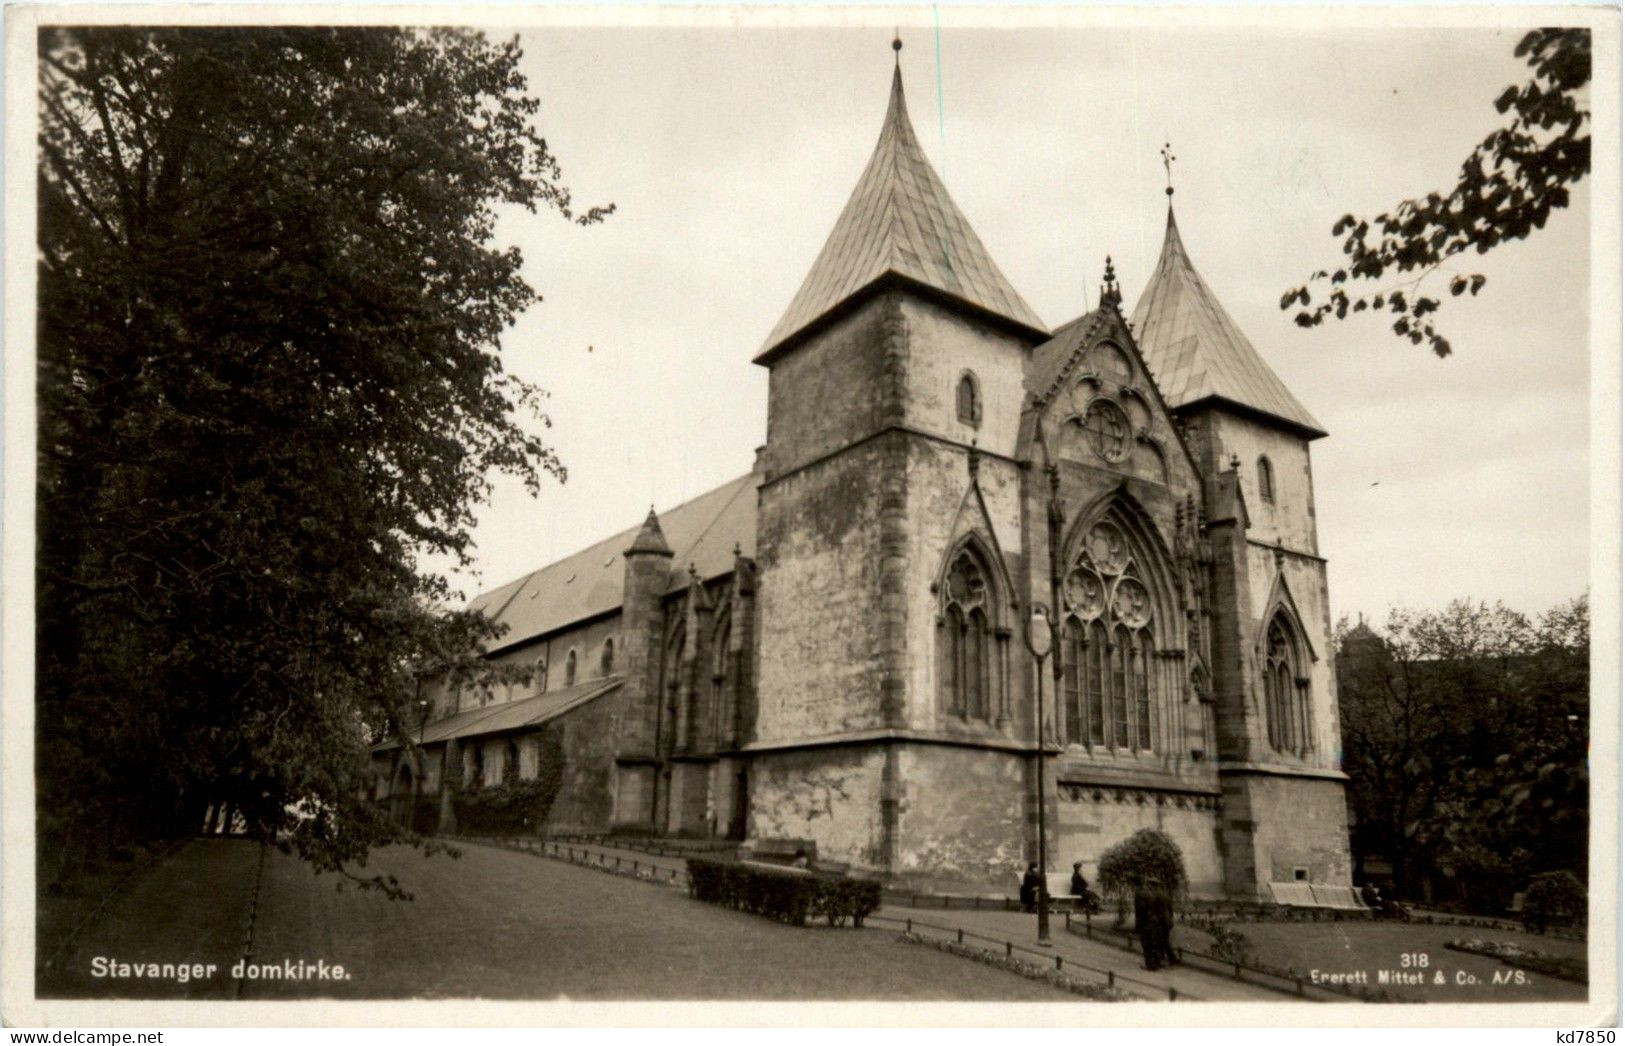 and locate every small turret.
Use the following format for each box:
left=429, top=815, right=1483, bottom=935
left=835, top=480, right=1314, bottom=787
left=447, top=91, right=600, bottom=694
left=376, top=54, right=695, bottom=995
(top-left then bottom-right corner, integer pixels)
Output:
left=625, top=507, right=674, bottom=559
left=614, top=507, right=676, bottom=821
